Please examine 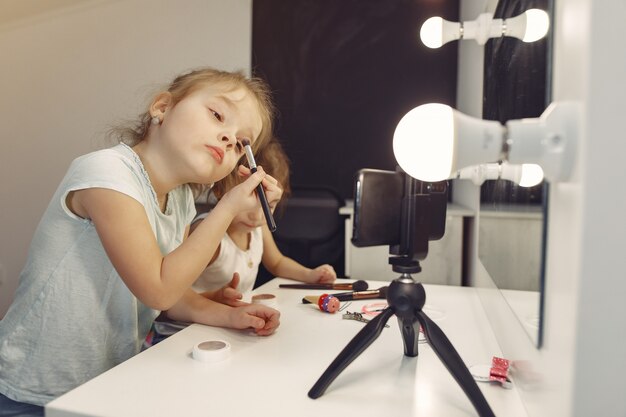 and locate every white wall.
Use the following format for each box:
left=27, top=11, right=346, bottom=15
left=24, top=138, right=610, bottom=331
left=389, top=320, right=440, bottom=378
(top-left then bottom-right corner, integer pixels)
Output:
left=0, top=0, right=252, bottom=316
